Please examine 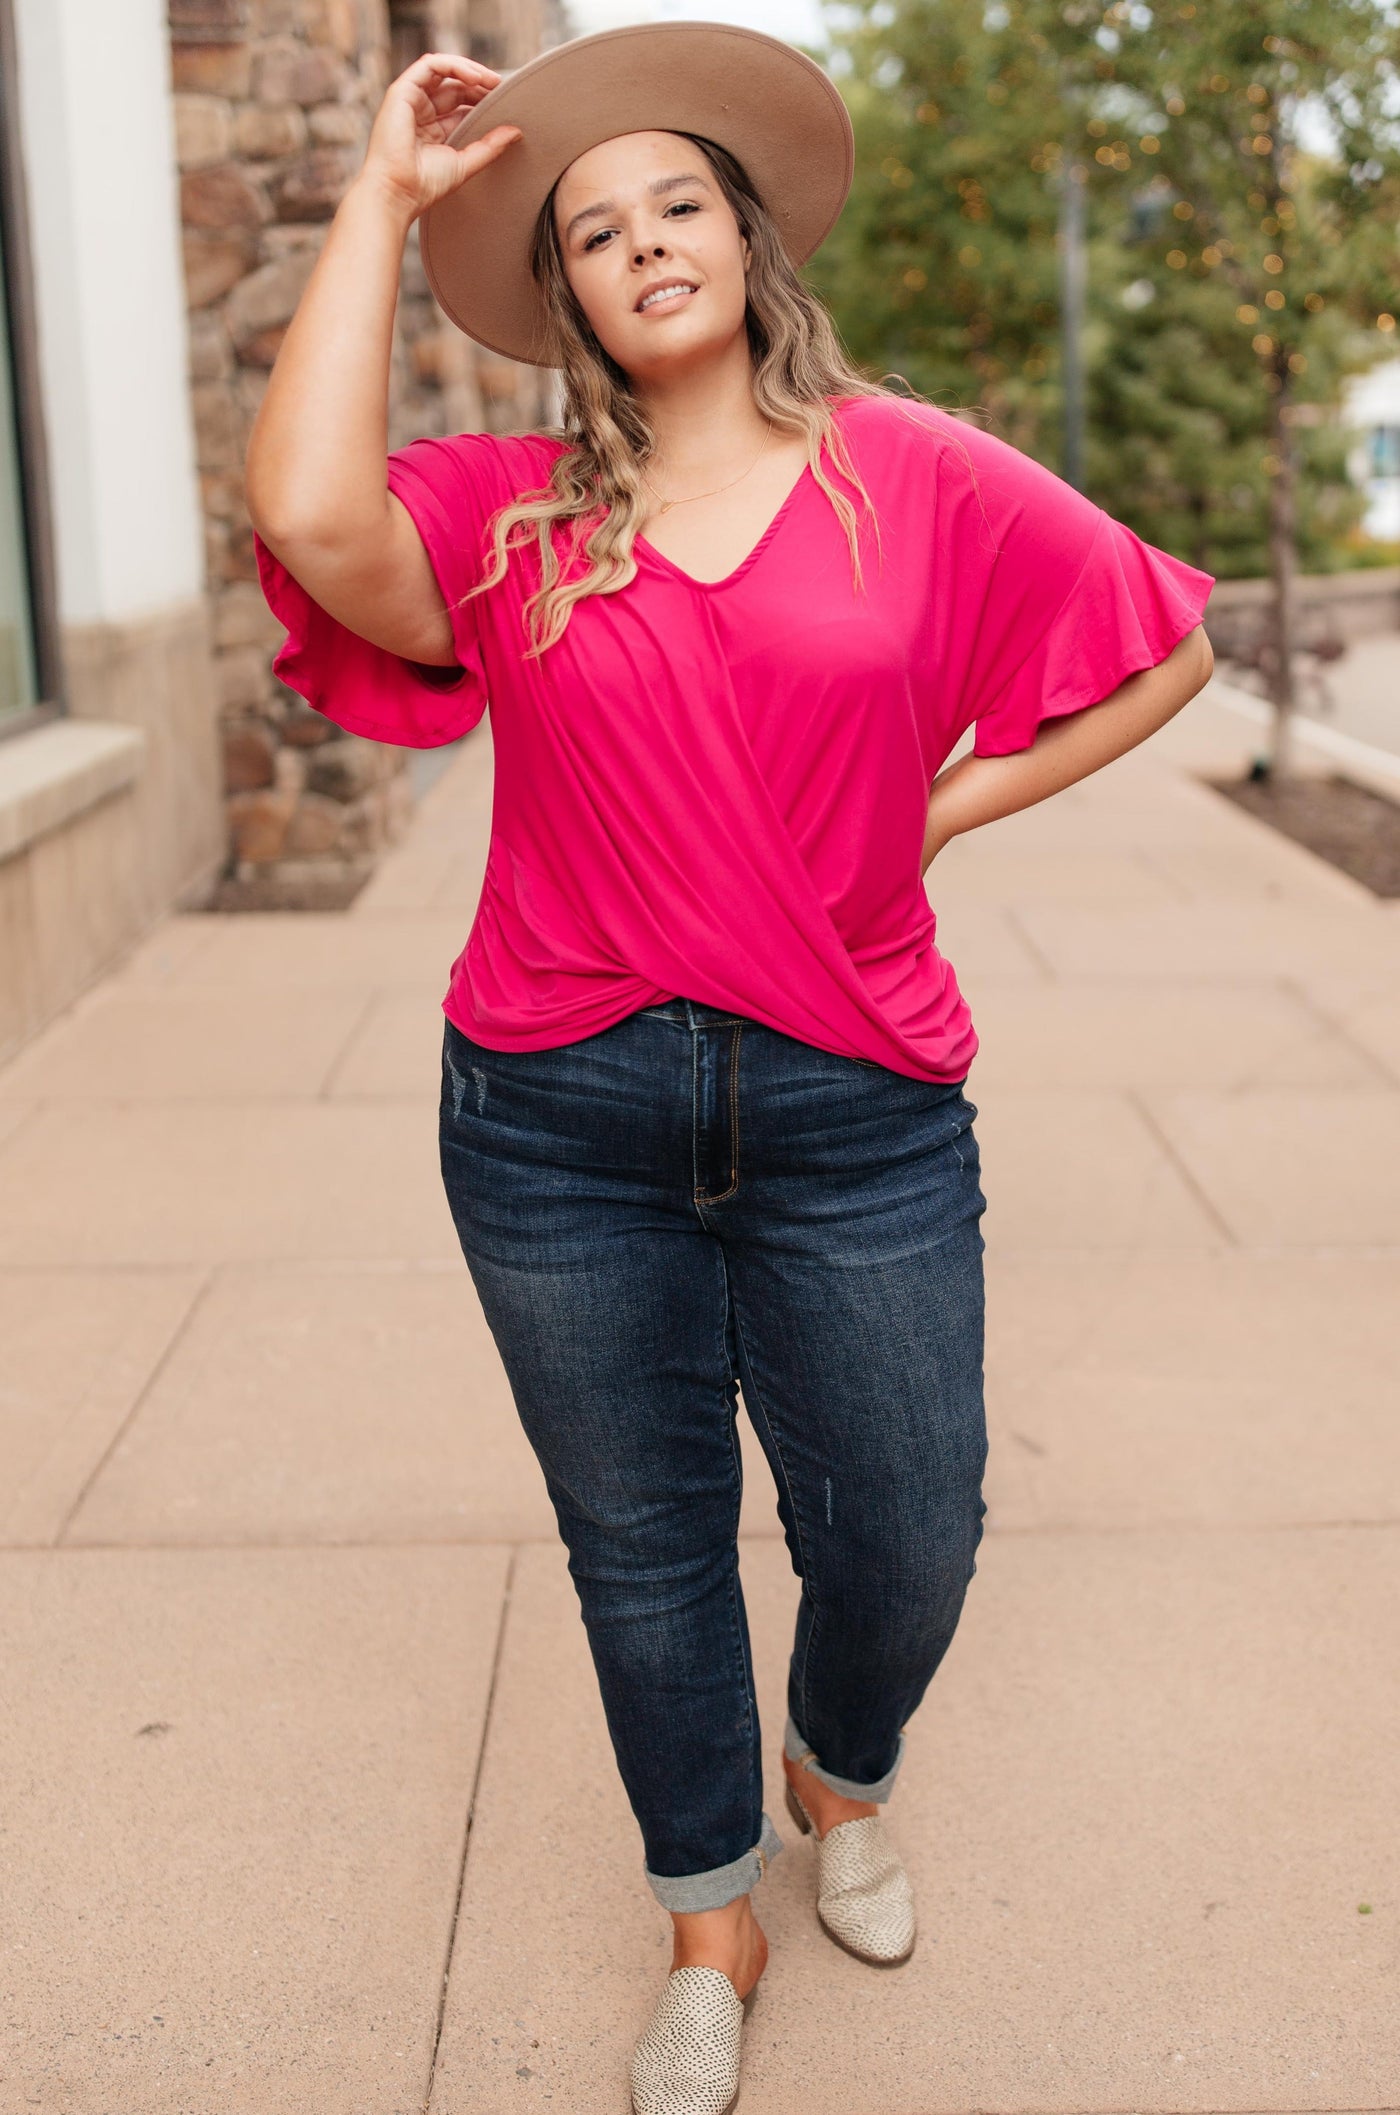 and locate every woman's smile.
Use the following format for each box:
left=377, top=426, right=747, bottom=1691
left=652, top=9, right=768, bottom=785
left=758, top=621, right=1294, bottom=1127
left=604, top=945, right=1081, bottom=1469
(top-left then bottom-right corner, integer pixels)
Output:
left=635, top=280, right=701, bottom=316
